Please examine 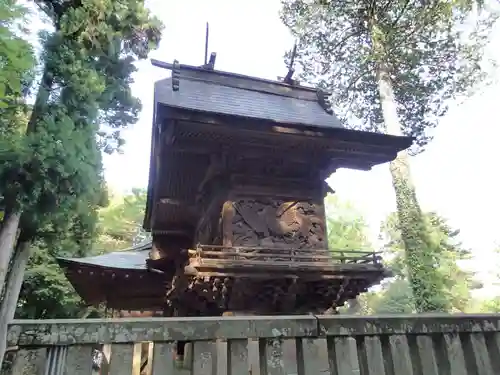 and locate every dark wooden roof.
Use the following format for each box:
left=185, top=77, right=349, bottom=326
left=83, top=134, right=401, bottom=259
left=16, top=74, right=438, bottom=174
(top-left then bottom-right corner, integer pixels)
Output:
left=153, top=61, right=343, bottom=129
left=57, top=241, right=392, bottom=312
left=144, top=61, right=413, bottom=234
left=56, top=243, right=166, bottom=310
